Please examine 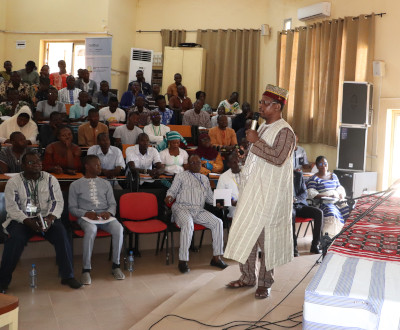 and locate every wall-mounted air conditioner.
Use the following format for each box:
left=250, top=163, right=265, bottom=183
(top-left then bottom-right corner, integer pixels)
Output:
left=298, top=2, right=331, bottom=21
left=128, top=48, right=153, bottom=84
